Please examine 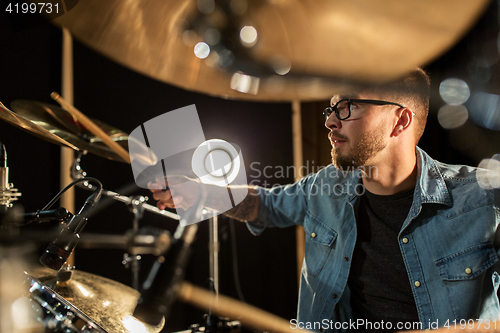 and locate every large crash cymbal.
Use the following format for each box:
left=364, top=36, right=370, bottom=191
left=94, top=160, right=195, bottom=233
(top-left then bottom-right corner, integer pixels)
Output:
left=49, top=0, right=489, bottom=101
left=6, top=100, right=129, bottom=162
left=28, top=267, right=165, bottom=333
